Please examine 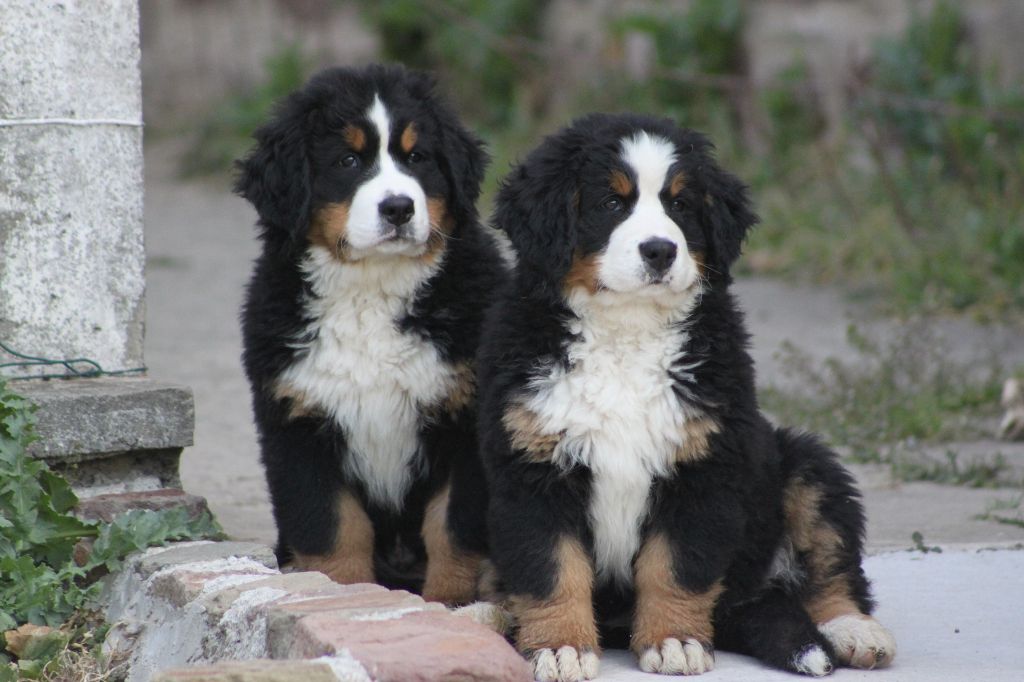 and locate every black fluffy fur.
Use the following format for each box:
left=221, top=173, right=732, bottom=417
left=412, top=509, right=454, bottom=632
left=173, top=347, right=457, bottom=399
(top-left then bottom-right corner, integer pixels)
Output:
left=235, top=64, right=504, bottom=590
left=477, top=113, right=875, bottom=673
